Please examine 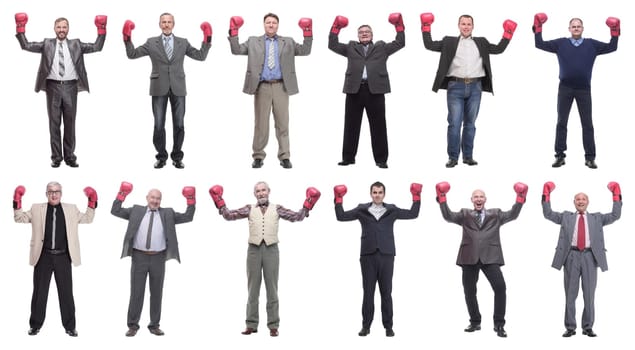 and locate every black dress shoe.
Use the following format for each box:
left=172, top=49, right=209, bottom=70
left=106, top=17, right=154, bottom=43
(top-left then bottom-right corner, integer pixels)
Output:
left=338, top=160, right=355, bottom=166
left=585, top=160, right=598, bottom=169
left=376, top=162, right=388, bottom=169
left=358, top=328, right=370, bottom=336
left=269, top=328, right=279, bottom=337
left=385, top=328, right=395, bottom=337
left=582, top=328, right=597, bottom=337
left=552, top=157, right=565, bottom=168
left=463, top=158, right=478, bottom=166
left=280, top=159, right=292, bottom=169
left=241, top=327, right=257, bottom=335
left=125, top=328, right=138, bottom=337
left=494, top=326, right=507, bottom=338
left=51, top=161, right=61, bottom=168
left=252, top=159, right=263, bottom=168
left=28, top=328, right=40, bottom=336
left=464, top=324, right=481, bottom=332
left=154, top=160, right=166, bottom=169
left=562, top=329, right=576, bottom=337
left=65, top=160, right=79, bottom=168
left=65, top=329, right=78, bottom=337
left=172, top=160, right=185, bottom=169
left=445, top=159, right=458, bottom=168
left=149, top=327, right=164, bottom=336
